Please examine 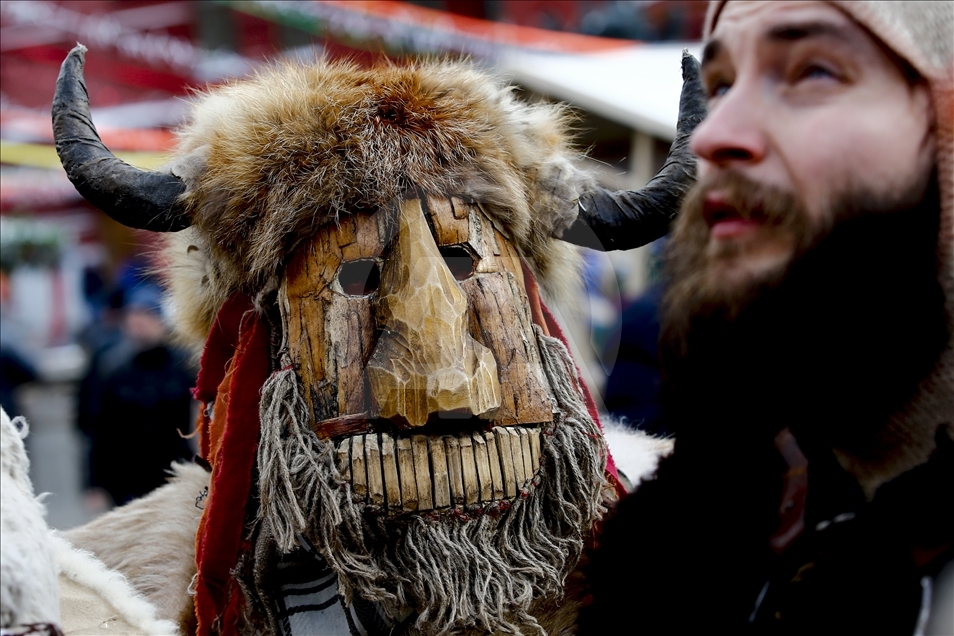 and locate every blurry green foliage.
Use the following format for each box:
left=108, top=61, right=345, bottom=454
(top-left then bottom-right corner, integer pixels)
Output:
left=0, top=217, right=66, bottom=272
